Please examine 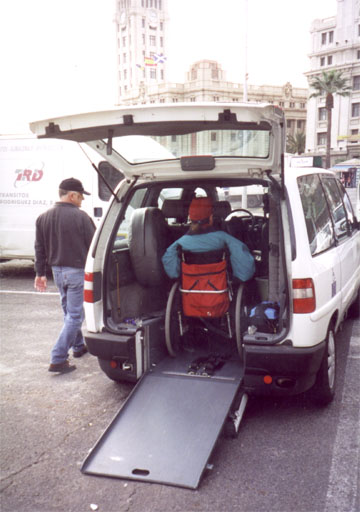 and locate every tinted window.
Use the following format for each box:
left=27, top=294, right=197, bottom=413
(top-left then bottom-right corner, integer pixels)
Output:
left=321, top=177, right=349, bottom=241
left=115, top=188, right=147, bottom=242
left=338, top=180, right=356, bottom=230
left=297, top=174, right=335, bottom=256
left=98, top=162, right=123, bottom=201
